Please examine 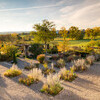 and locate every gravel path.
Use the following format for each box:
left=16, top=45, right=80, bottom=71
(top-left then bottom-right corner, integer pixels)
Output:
left=0, top=59, right=100, bottom=100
